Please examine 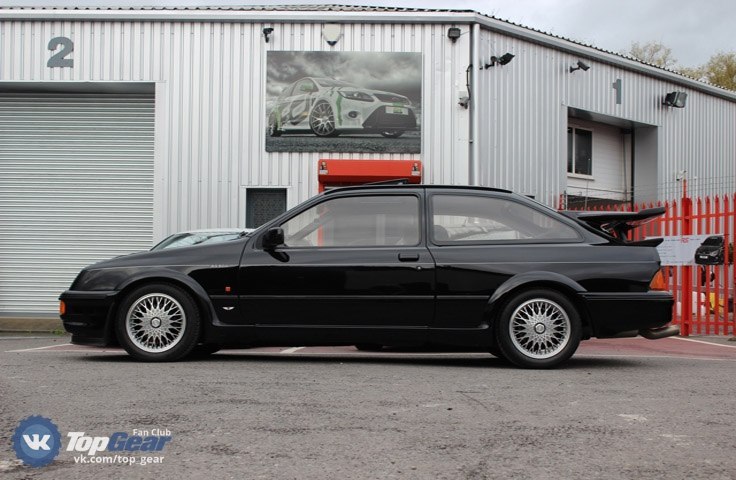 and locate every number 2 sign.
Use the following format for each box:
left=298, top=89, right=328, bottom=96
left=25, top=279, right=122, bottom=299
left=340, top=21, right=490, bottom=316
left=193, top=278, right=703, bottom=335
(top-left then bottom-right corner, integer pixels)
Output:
left=47, top=37, right=74, bottom=68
